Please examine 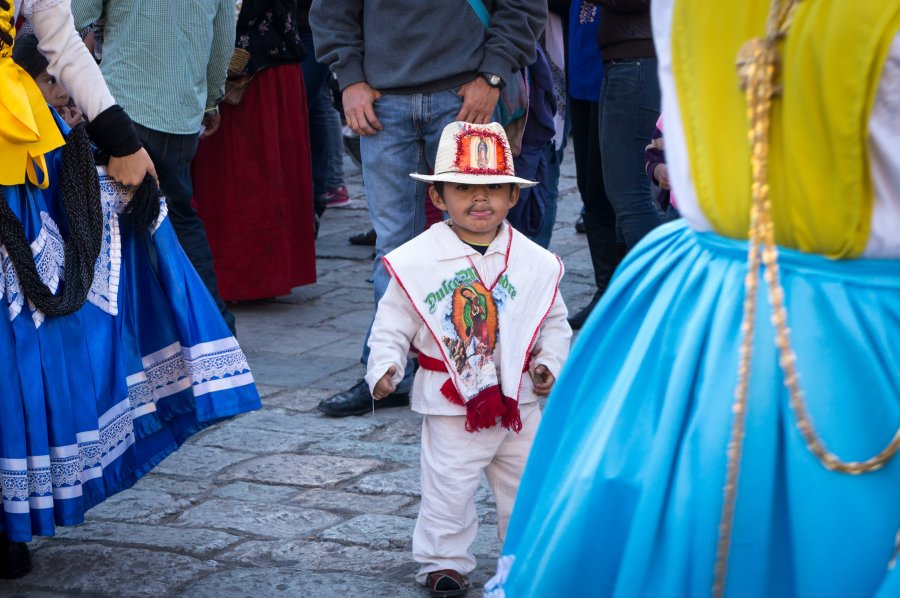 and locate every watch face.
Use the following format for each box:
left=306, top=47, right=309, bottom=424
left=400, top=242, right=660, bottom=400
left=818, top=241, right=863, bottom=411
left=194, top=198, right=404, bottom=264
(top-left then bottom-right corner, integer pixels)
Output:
left=489, top=75, right=501, bottom=86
